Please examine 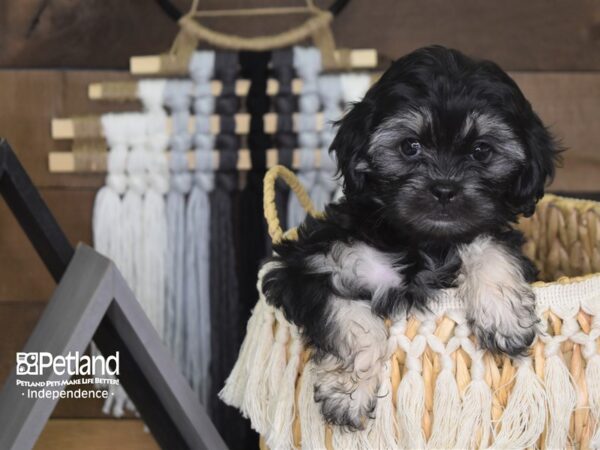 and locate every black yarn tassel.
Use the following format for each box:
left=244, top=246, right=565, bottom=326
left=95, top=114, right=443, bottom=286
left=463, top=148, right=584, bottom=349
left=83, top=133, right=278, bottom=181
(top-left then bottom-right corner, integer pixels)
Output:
left=238, top=51, right=272, bottom=332
left=210, top=51, right=257, bottom=450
